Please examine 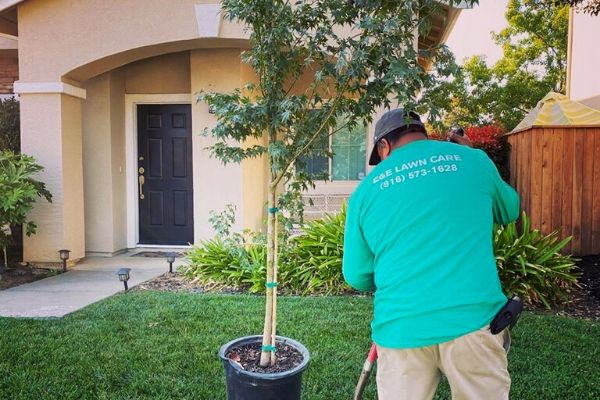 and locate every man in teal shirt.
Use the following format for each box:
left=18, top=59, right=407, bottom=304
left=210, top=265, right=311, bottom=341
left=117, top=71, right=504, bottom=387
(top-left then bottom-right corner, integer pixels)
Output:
left=343, top=109, right=520, bottom=400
